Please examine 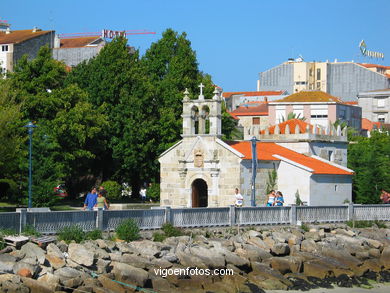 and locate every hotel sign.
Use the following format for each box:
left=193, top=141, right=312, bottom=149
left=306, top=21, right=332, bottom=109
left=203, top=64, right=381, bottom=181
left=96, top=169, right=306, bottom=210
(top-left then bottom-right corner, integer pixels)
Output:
left=101, top=29, right=126, bottom=39
left=359, top=40, right=384, bottom=59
